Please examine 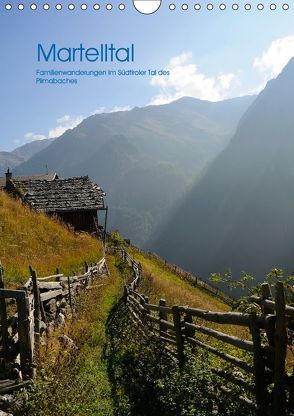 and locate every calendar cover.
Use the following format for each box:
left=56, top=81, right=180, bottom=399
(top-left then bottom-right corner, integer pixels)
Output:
left=0, top=1, right=293, bottom=416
